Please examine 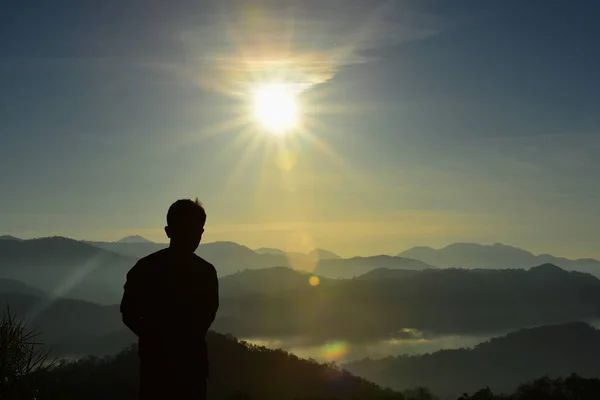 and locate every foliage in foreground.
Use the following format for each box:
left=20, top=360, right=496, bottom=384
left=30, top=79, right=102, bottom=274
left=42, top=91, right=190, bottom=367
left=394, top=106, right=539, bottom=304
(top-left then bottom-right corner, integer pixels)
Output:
left=458, top=375, right=600, bottom=400
left=0, top=306, right=57, bottom=400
